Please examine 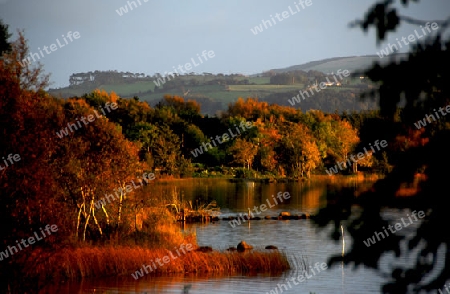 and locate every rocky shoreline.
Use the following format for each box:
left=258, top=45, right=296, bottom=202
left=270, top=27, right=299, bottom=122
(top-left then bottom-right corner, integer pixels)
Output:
left=178, top=211, right=313, bottom=223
